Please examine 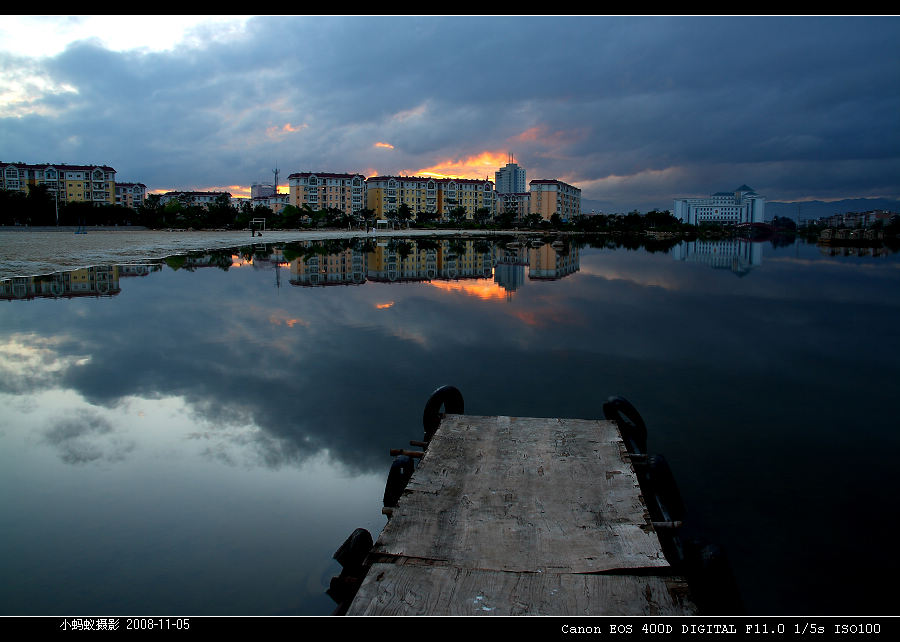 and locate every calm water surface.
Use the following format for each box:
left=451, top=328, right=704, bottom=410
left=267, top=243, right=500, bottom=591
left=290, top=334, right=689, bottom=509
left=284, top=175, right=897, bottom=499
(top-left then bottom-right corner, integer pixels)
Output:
left=1, top=235, right=898, bottom=616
